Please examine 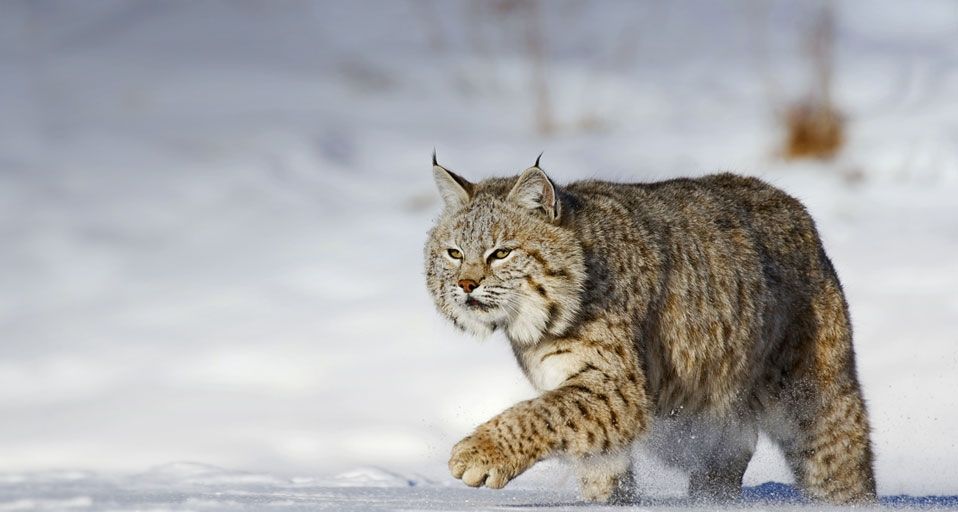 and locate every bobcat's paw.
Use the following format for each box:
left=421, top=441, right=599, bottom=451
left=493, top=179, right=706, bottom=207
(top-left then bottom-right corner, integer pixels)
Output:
left=580, top=473, right=636, bottom=504
left=448, top=432, right=524, bottom=489
left=580, top=474, right=617, bottom=503
left=575, top=451, right=636, bottom=504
